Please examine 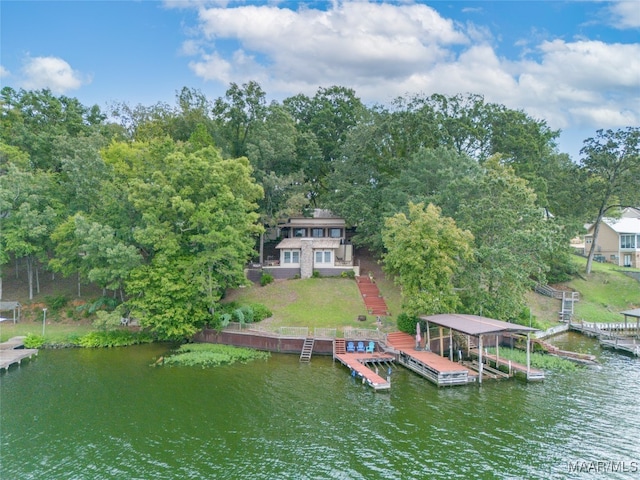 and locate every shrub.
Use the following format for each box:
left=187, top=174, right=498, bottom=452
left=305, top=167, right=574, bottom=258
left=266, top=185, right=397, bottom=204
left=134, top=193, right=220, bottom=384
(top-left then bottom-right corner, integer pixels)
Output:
left=249, top=303, right=272, bottom=322
left=341, top=270, right=356, bottom=279
left=44, top=294, right=69, bottom=313
left=76, top=296, right=120, bottom=314
left=260, top=273, right=274, bottom=286
left=24, top=333, right=45, bottom=349
left=397, top=312, right=420, bottom=334
left=312, top=270, right=321, bottom=278
left=92, top=310, right=124, bottom=331
left=232, top=308, right=245, bottom=324
left=73, top=330, right=154, bottom=348
left=239, top=305, right=254, bottom=323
